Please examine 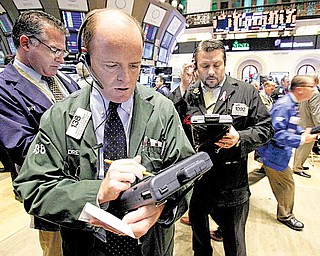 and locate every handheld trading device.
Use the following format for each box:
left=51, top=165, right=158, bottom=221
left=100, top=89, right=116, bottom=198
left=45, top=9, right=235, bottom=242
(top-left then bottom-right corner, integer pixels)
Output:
left=116, top=152, right=213, bottom=213
left=190, top=114, right=233, bottom=147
